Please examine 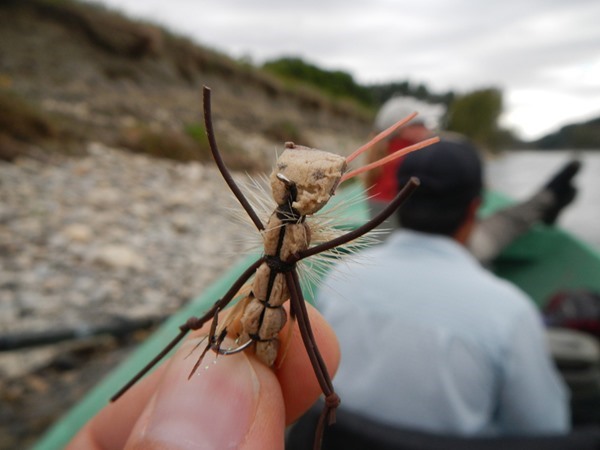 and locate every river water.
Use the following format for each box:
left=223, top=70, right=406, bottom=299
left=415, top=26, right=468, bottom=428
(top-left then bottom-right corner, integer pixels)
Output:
left=486, top=150, right=600, bottom=250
